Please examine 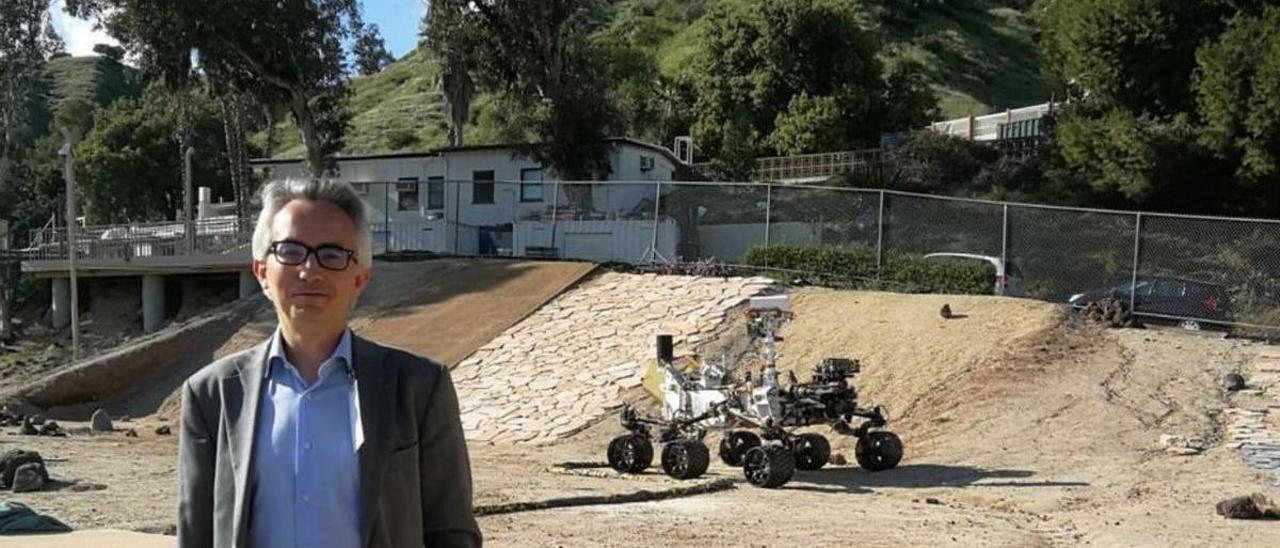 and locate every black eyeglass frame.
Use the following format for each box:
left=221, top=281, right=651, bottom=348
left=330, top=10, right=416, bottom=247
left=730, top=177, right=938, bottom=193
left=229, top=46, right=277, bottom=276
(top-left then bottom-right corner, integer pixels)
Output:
left=266, top=240, right=358, bottom=271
